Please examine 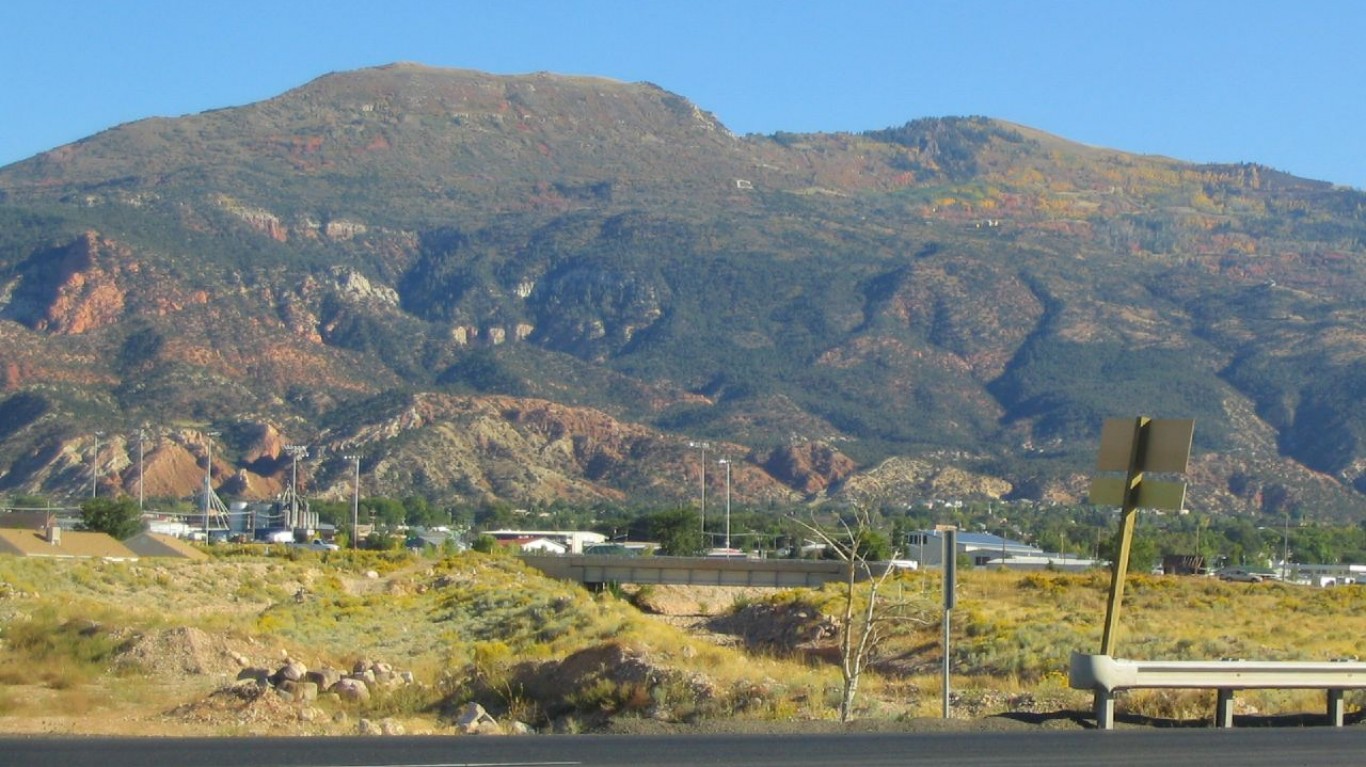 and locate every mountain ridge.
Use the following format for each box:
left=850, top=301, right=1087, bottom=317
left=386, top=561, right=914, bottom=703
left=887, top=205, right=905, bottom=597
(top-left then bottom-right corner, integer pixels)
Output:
left=0, top=64, right=1361, bottom=518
